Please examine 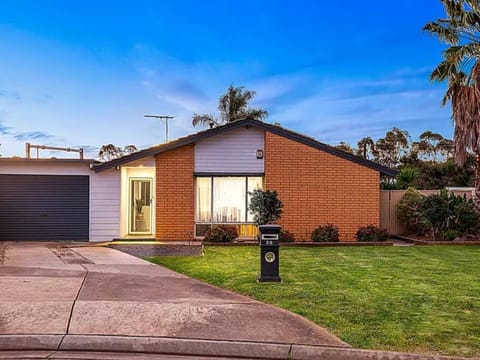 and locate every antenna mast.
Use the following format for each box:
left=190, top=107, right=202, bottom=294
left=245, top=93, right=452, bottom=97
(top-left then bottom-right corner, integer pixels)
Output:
left=144, top=114, right=175, bottom=142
